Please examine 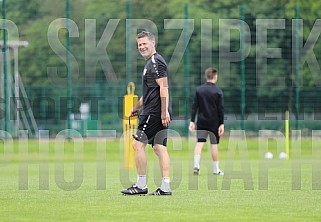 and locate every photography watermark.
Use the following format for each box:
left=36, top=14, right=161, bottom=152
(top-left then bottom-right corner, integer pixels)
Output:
left=1, top=17, right=321, bottom=192
left=0, top=129, right=320, bottom=191
left=2, top=18, right=320, bottom=85
left=3, top=95, right=321, bottom=122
